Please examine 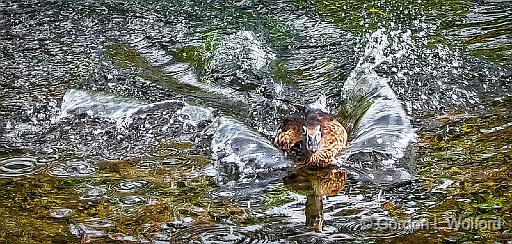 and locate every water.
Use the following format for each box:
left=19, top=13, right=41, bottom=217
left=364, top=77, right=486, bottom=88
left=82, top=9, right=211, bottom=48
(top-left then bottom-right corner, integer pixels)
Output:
left=1, top=0, right=511, bottom=243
